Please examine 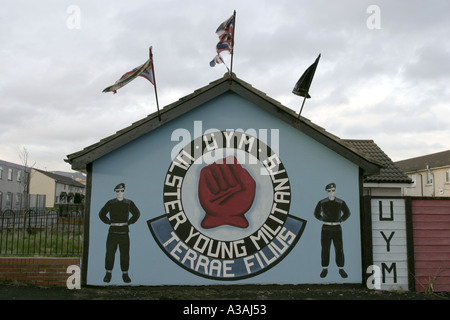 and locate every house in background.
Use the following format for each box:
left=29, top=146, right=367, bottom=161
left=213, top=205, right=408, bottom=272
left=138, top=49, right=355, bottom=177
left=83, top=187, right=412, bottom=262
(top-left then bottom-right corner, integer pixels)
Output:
left=29, top=168, right=86, bottom=208
left=0, top=159, right=29, bottom=211
left=395, top=150, right=450, bottom=197
left=344, top=140, right=412, bottom=196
